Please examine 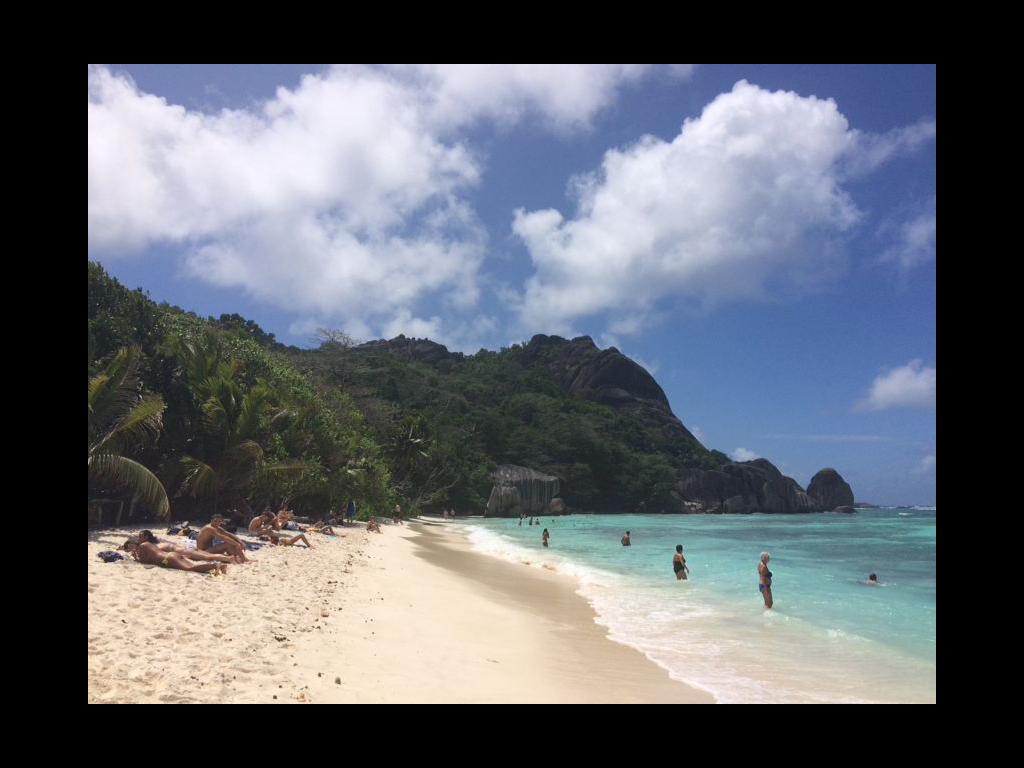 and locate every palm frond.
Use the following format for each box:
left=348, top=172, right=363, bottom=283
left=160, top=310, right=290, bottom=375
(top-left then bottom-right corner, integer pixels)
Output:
left=90, top=393, right=166, bottom=457
left=88, top=347, right=143, bottom=434
left=178, top=455, right=218, bottom=499
left=89, top=452, right=170, bottom=518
